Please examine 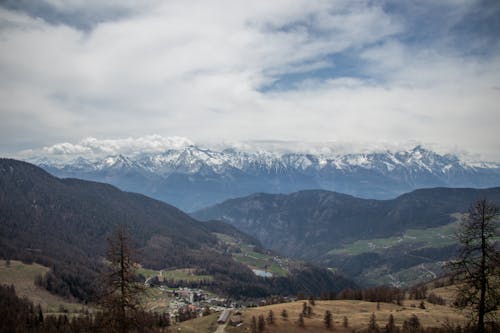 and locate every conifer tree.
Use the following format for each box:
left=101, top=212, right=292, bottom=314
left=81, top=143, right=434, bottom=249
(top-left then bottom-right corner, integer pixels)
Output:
left=99, top=226, right=145, bottom=333
left=258, top=314, right=265, bottom=332
left=448, top=199, right=500, bottom=333
left=402, top=314, right=421, bottom=333
left=297, top=313, right=305, bottom=327
left=266, top=310, right=274, bottom=325
left=250, top=316, right=257, bottom=333
left=324, top=310, right=332, bottom=329
left=368, top=312, right=380, bottom=333
left=385, top=314, right=398, bottom=333
left=281, top=309, right=288, bottom=320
